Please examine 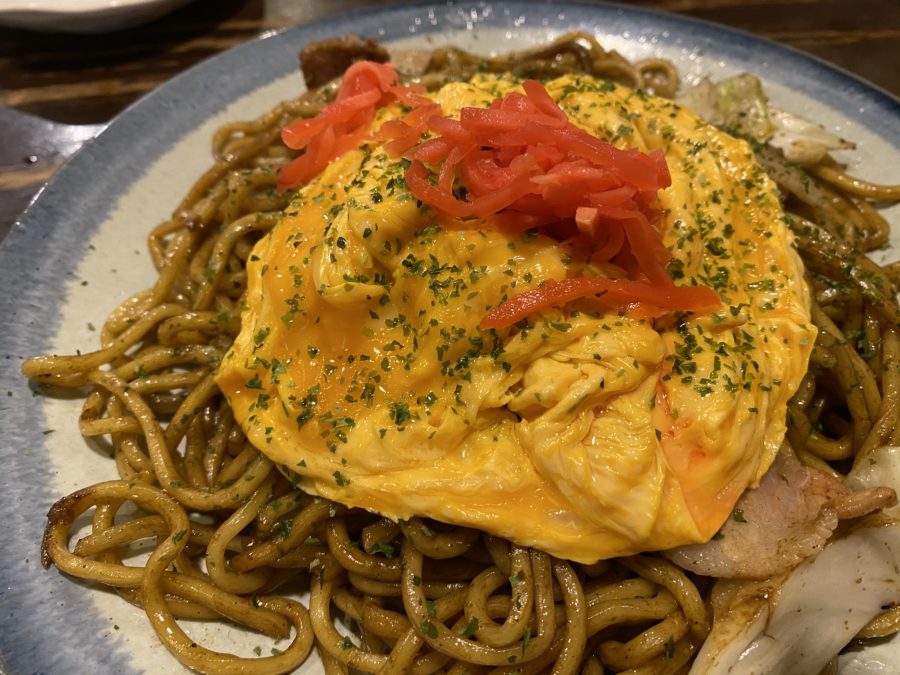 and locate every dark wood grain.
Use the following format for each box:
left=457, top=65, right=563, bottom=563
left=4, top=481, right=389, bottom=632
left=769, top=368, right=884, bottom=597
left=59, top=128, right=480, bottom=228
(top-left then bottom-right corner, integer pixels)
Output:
left=1, top=0, right=897, bottom=239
